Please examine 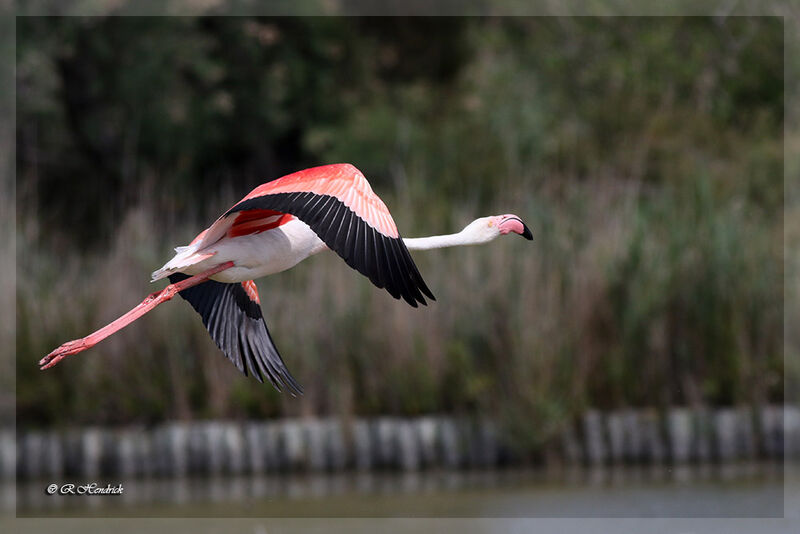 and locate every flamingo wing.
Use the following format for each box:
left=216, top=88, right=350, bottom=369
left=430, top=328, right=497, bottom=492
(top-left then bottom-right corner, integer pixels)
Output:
left=225, top=163, right=435, bottom=307
left=168, top=273, right=302, bottom=394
